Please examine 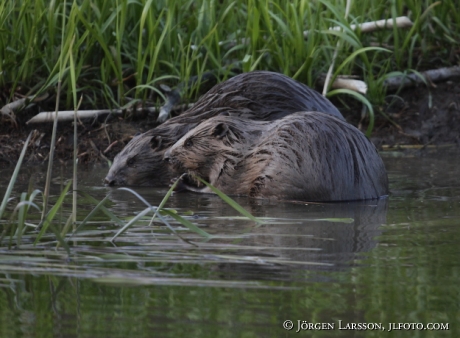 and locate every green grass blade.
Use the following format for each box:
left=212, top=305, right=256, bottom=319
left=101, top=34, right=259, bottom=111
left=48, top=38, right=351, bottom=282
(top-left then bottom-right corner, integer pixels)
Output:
left=315, top=218, right=354, bottom=223
left=112, top=188, right=197, bottom=243
left=333, top=47, right=391, bottom=80
left=155, top=174, right=183, bottom=215
left=0, top=132, right=32, bottom=220
left=147, top=173, right=187, bottom=227
left=34, top=180, right=72, bottom=244
left=327, top=88, right=375, bottom=136
left=78, top=191, right=125, bottom=227
left=60, top=213, right=74, bottom=239
left=111, top=207, right=153, bottom=241
left=160, top=209, right=211, bottom=239
left=111, top=187, right=207, bottom=242
left=194, top=176, right=262, bottom=224
left=71, top=195, right=111, bottom=235
left=16, top=193, right=28, bottom=246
